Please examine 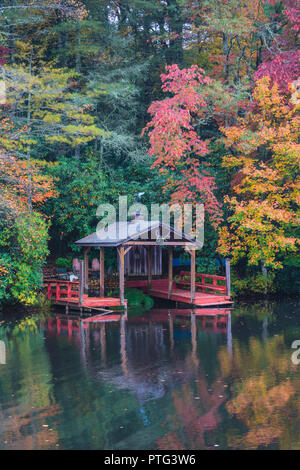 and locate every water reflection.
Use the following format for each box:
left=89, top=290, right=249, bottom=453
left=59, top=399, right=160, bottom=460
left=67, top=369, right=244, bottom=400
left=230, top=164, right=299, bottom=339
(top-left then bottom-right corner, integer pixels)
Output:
left=0, top=301, right=299, bottom=450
